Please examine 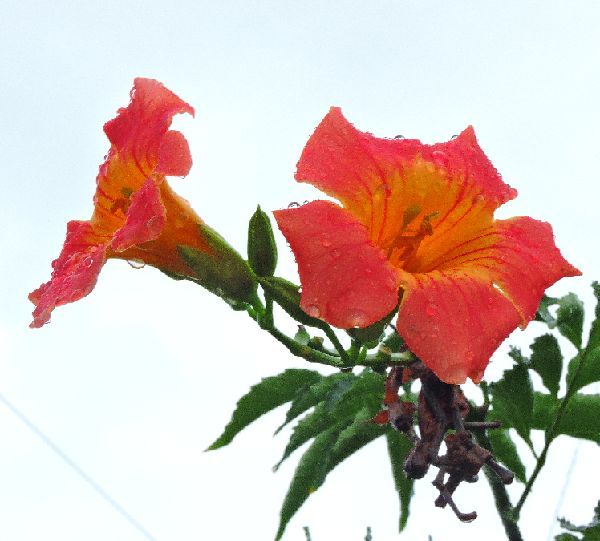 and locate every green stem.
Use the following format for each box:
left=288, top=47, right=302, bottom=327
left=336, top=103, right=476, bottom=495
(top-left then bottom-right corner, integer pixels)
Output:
left=474, top=430, right=523, bottom=541
left=515, top=345, right=587, bottom=516
left=321, top=325, right=350, bottom=365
